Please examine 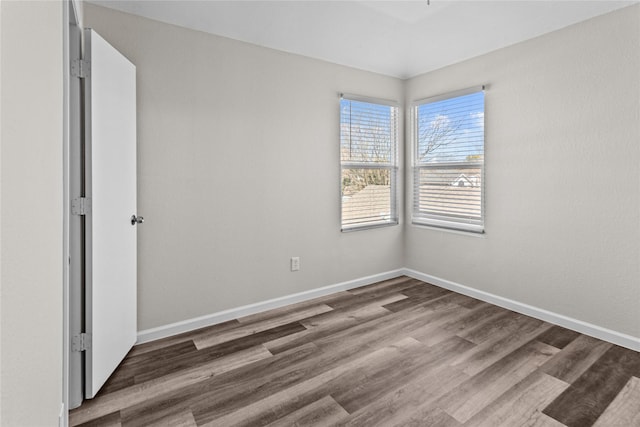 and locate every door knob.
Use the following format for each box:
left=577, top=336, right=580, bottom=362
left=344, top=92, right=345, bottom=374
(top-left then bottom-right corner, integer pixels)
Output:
left=131, top=215, right=144, bottom=225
